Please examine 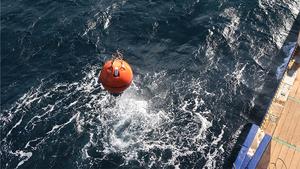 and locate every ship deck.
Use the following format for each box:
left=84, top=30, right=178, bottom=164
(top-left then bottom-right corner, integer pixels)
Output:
left=257, top=48, right=300, bottom=168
